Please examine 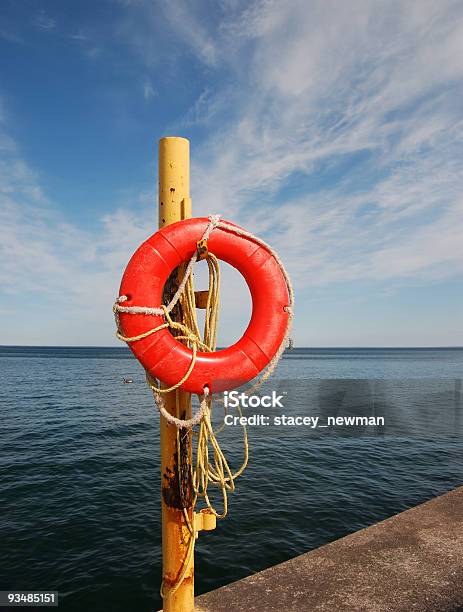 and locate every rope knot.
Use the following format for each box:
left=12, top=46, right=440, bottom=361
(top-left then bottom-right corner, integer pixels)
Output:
left=113, top=295, right=127, bottom=314
left=201, top=215, right=221, bottom=241
left=208, top=214, right=221, bottom=227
